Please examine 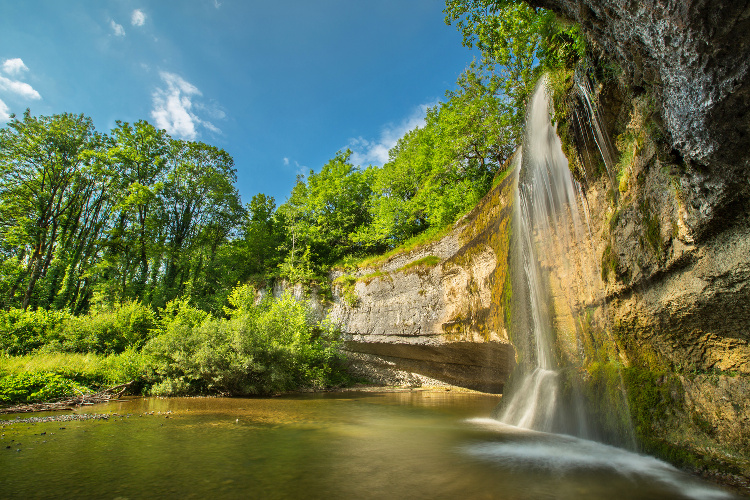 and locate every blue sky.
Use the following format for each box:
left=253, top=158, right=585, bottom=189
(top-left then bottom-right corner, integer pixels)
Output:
left=0, top=1, right=476, bottom=204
